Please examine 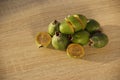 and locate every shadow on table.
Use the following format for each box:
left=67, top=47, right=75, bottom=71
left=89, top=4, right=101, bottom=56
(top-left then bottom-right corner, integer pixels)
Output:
left=82, top=25, right=120, bottom=63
